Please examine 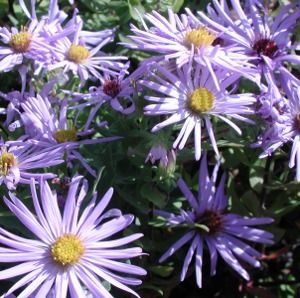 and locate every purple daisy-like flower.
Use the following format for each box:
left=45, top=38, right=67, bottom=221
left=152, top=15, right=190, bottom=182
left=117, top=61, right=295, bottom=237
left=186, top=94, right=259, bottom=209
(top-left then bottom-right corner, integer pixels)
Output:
left=257, top=69, right=300, bottom=181
left=0, top=140, right=63, bottom=190
left=0, top=18, right=56, bottom=73
left=197, top=0, right=300, bottom=73
left=157, top=154, right=274, bottom=287
left=69, top=62, right=140, bottom=129
left=20, top=93, right=119, bottom=176
left=145, top=144, right=169, bottom=167
left=0, top=89, right=28, bottom=131
left=88, top=63, right=137, bottom=115
left=141, top=62, right=256, bottom=160
left=47, top=16, right=126, bottom=83
left=0, top=176, right=146, bottom=297
left=123, top=8, right=257, bottom=81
